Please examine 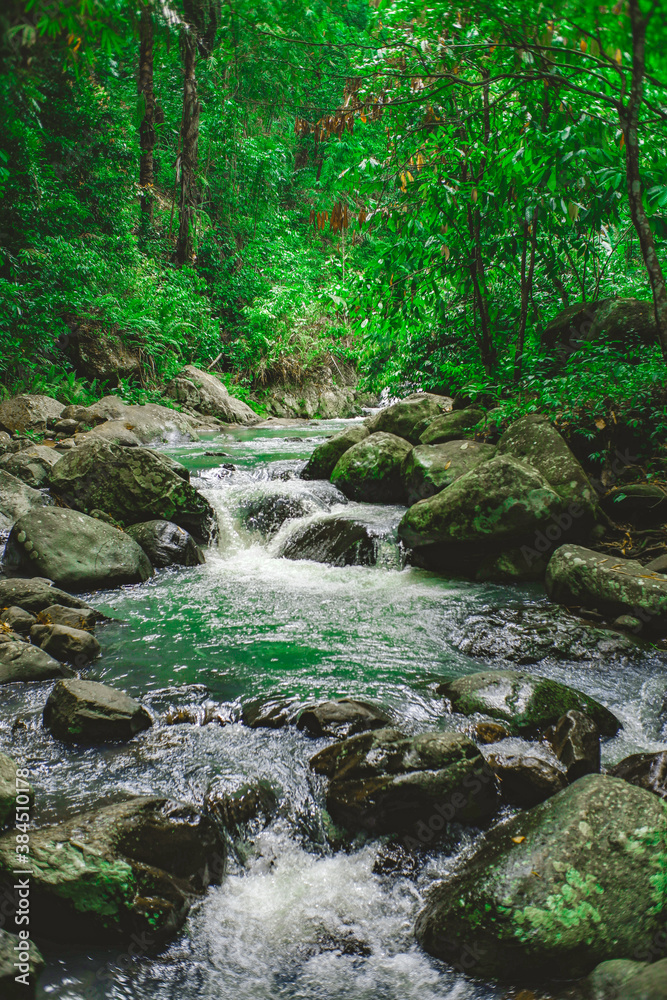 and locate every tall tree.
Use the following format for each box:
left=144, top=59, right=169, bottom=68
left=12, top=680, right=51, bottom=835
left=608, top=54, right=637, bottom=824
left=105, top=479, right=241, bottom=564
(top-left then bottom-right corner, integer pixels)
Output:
left=138, top=0, right=156, bottom=223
